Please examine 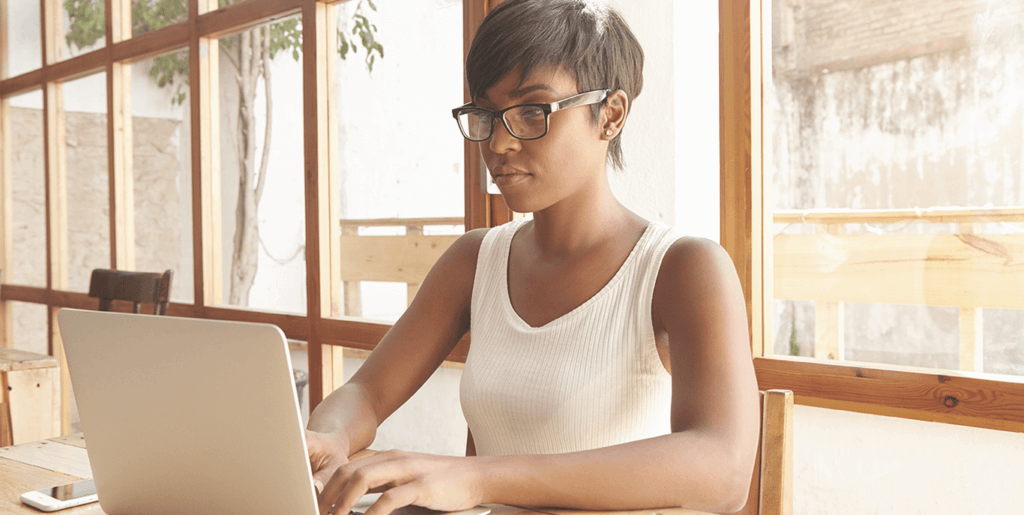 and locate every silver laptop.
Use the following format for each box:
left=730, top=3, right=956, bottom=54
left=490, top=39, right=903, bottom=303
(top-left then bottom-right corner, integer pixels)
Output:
left=57, top=308, right=489, bottom=515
